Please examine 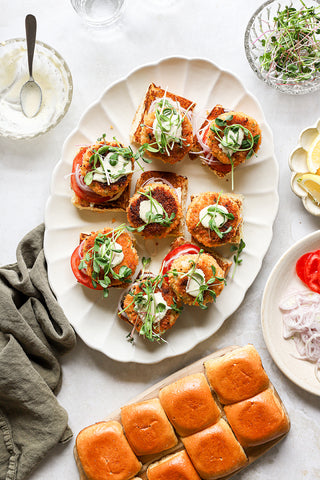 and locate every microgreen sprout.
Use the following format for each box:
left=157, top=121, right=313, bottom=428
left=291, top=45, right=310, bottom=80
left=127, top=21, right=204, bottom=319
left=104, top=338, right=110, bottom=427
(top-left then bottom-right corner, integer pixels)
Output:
left=257, top=1, right=320, bottom=83
left=210, top=115, right=260, bottom=190
left=196, top=192, right=235, bottom=239
left=141, top=94, right=193, bottom=156
left=78, top=224, right=132, bottom=297
left=170, top=249, right=226, bottom=309
left=83, top=136, right=154, bottom=186
left=231, top=239, right=246, bottom=279
left=127, top=188, right=175, bottom=233
left=121, top=258, right=180, bottom=343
